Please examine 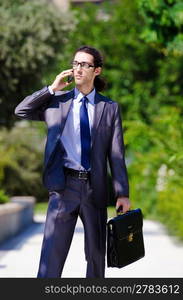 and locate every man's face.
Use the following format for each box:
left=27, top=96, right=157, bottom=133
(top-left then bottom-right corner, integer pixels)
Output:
left=72, top=51, right=101, bottom=88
